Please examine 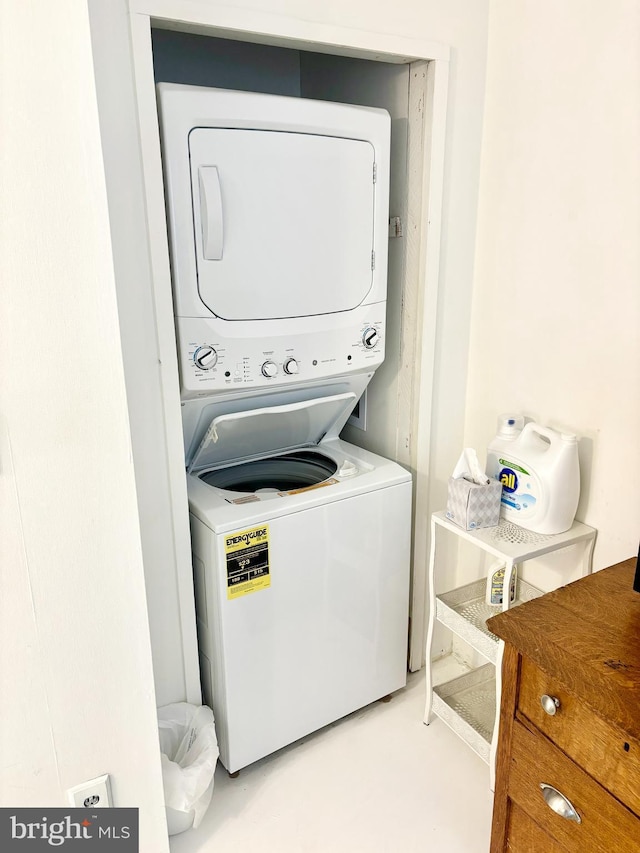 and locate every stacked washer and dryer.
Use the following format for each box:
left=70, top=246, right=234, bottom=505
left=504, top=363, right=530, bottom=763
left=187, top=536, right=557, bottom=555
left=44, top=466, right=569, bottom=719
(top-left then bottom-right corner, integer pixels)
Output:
left=157, top=83, right=412, bottom=774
